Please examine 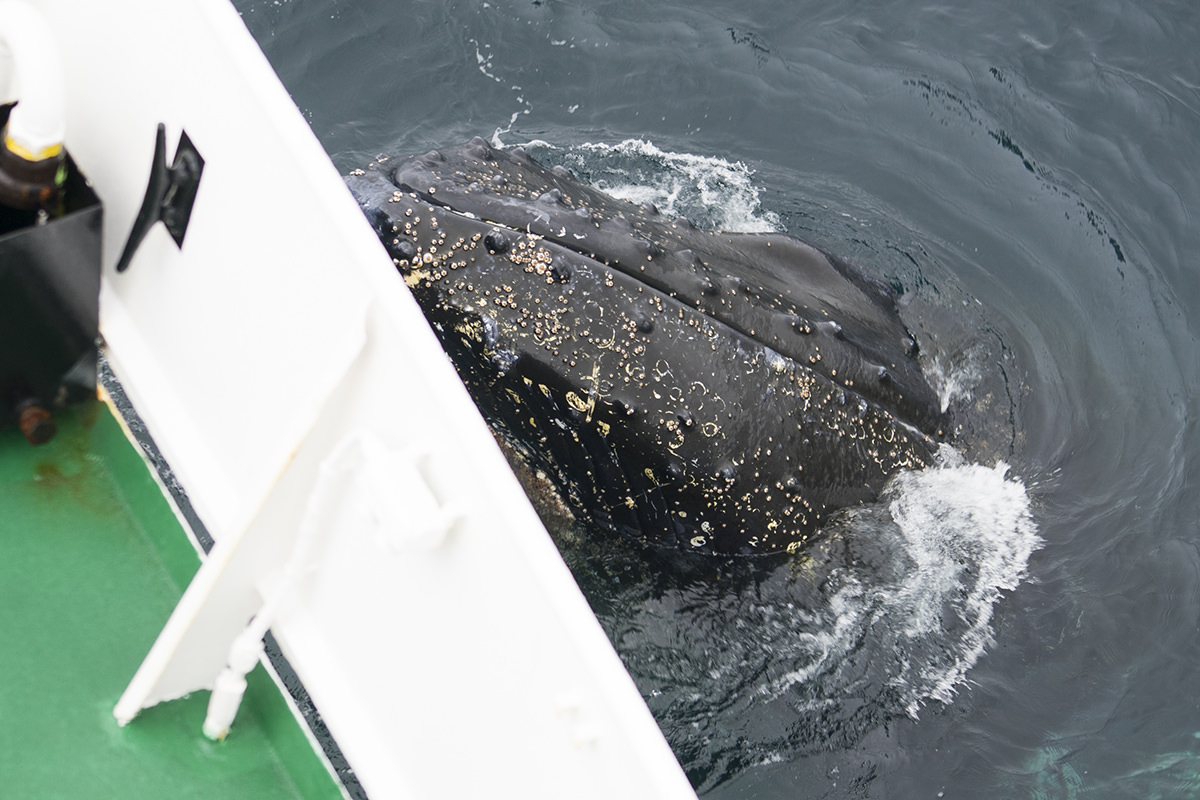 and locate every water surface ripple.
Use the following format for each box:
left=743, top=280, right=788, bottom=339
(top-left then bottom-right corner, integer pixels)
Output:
left=237, top=1, right=1200, bottom=796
